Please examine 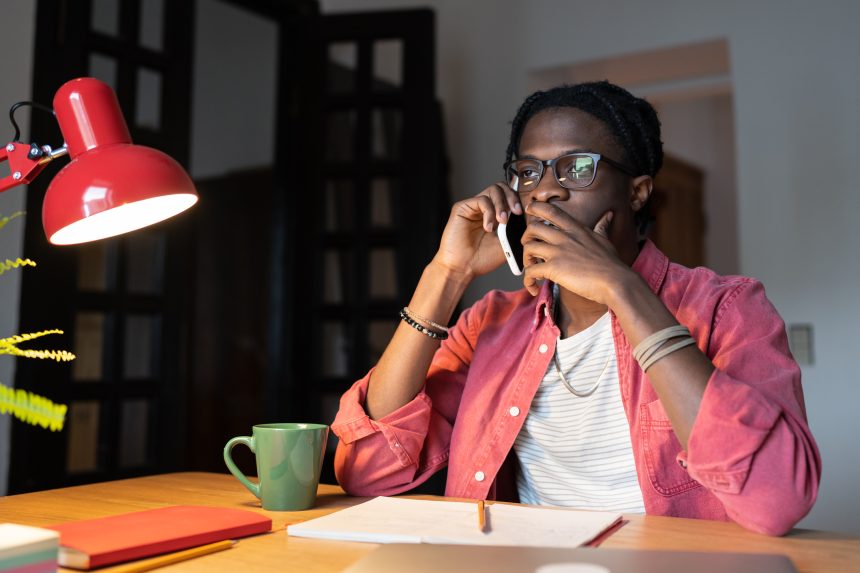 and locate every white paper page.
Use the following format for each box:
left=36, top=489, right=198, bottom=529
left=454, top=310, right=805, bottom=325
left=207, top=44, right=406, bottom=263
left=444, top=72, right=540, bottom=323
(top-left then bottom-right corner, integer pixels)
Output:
left=424, top=502, right=620, bottom=548
left=287, top=497, right=620, bottom=548
left=287, top=497, right=472, bottom=544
